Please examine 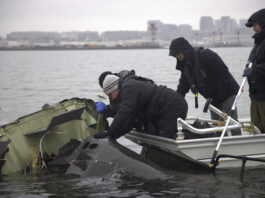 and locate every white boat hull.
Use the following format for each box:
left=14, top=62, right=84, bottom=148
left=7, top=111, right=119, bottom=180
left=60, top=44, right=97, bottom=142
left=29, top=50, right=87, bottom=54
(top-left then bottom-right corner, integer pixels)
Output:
left=125, top=131, right=265, bottom=169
